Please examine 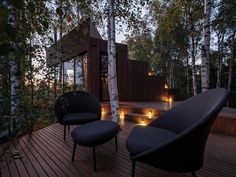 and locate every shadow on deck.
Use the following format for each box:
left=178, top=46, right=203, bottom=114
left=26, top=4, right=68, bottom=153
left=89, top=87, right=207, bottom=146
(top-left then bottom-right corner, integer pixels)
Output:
left=1, top=118, right=236, bottom=177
